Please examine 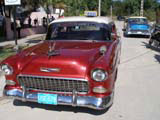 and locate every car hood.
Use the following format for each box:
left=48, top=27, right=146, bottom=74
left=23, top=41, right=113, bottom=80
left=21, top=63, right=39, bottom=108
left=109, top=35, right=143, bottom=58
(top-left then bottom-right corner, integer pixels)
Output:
left=129, top=23, right=150, bottom=30
left=15, top=41, right=111, bottom=78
